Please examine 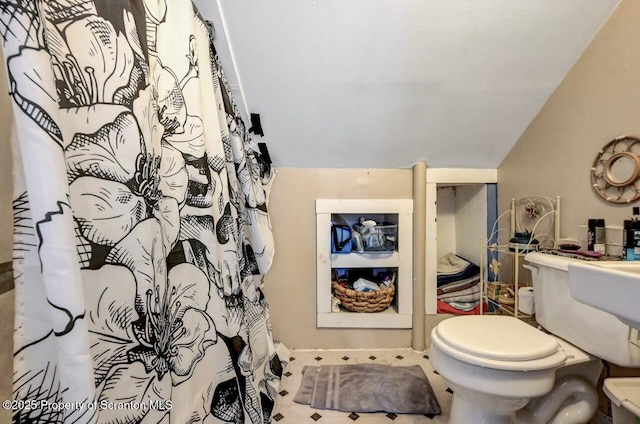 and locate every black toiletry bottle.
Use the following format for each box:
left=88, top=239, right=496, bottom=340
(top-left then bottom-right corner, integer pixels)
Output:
left=624, top=219, right=633, bottom=260
left=624, top=208, right=640, bottom=260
